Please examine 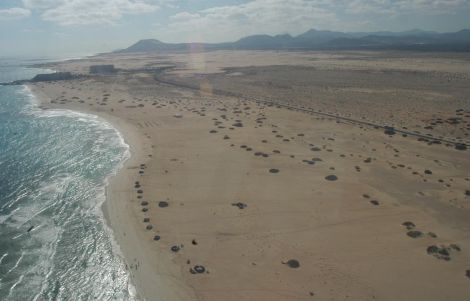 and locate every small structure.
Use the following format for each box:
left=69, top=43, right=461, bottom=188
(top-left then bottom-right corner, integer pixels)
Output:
left=89, top=65, right=116, bottom=74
